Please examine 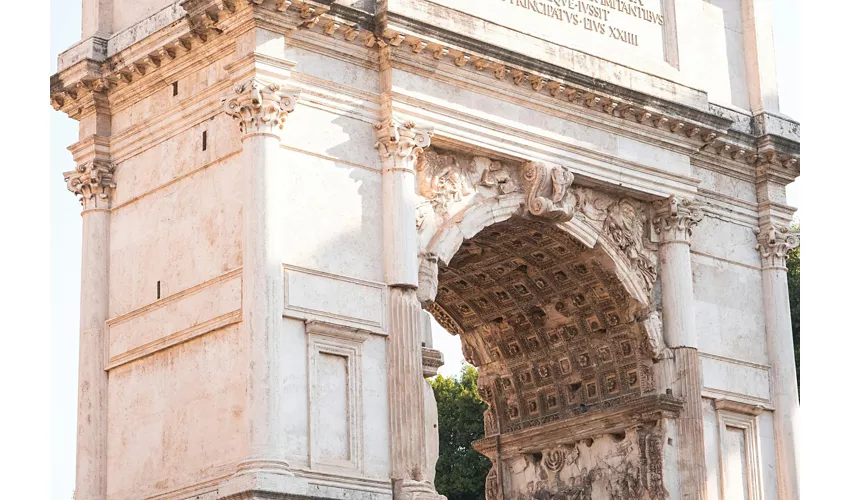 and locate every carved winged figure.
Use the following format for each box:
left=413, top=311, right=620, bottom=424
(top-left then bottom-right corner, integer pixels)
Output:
left=642, top=311, right=672, bottom=361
